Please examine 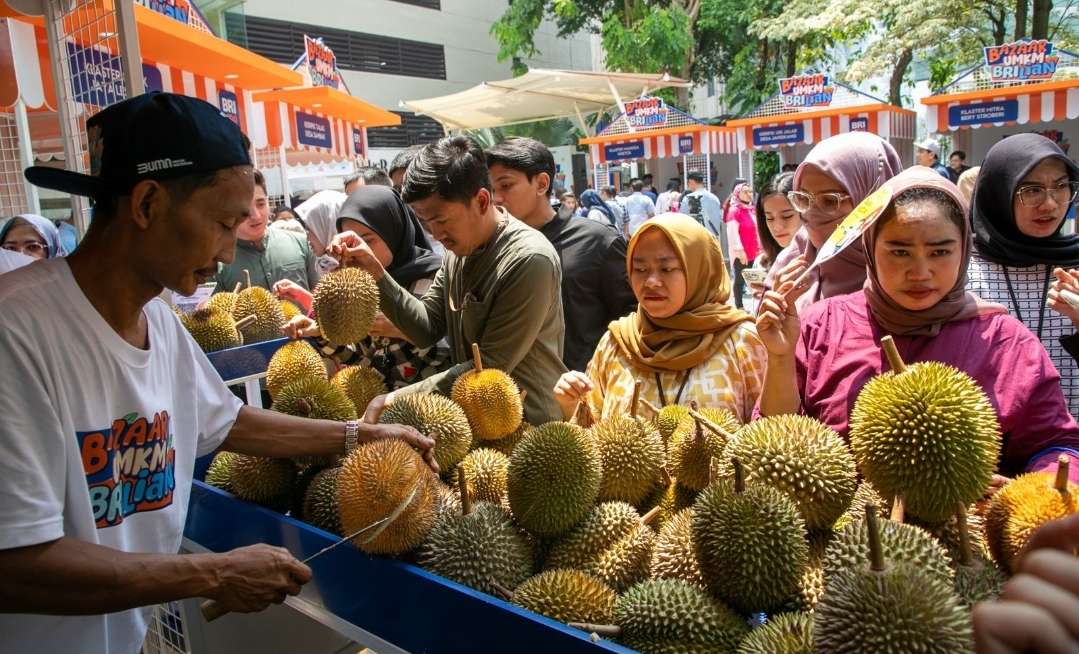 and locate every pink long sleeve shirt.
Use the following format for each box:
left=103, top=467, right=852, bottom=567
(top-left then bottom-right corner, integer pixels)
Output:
left=790, top=291, right=1079, bottom=482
